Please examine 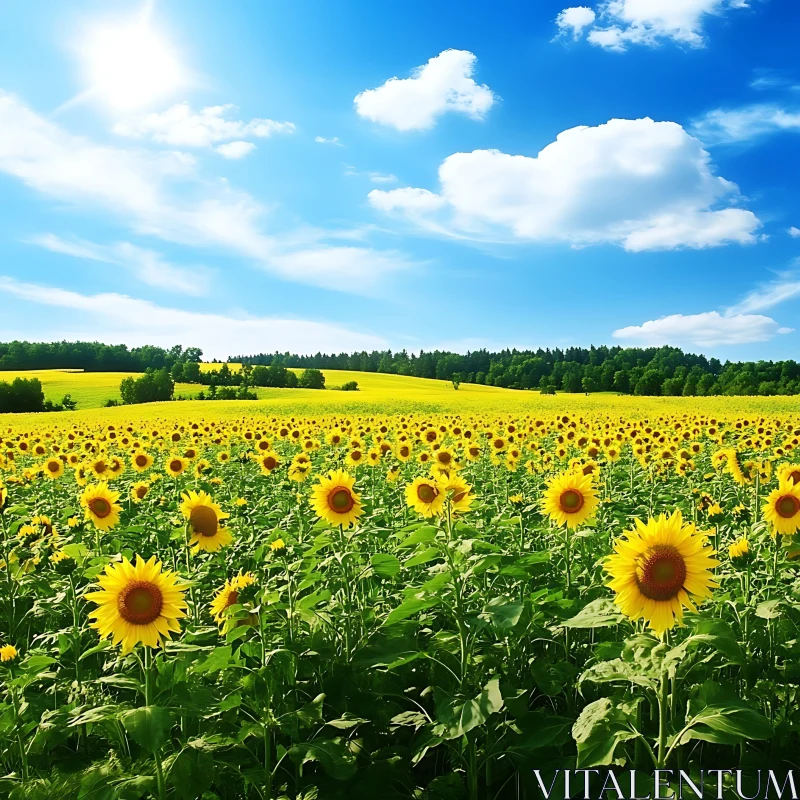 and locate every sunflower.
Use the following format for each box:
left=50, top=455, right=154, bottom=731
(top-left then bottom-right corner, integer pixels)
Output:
left=257, top=452, right=280, bottom=475
left=131, top=482, right=151, bottom=503
left=166, top=456, right=189, bottom=477
left=439, top=474, right=474, bottom=514
left=0, top=485, right=6, bottom=509
left=405, top=476, right=446, bottom=518
left=288, top=461, right=312, bottom=482
left=89, top=456, right=112, bottom=479
left=729, top=537, right=750, bottom=562
left=777, top=463, right=800, bottom=486
left=762, top=479, right=800, bottom=536
left=395, top=443, right=413, bottom=462
left=210, top=572, right=257, bottom=627
left=606, top=510, right=718, bottom=636
left=541, top=470, right=599, bottom=529
left=85, top=555, right=187, bottom=653
left=310, top=470, right=363, bottom=528
left=131, top=451, right=154, bottom=473
left=432, top=446, right=458, bottom=471
left=180, top=490, right=231, bottom=552
left=42, top=457, right=64, bottom=480
left=0, top=644, right=18, bottom=662
left=80, top=483, right=122, bottom=531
